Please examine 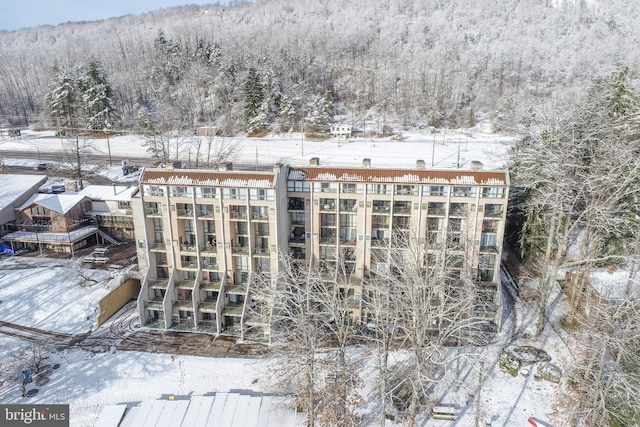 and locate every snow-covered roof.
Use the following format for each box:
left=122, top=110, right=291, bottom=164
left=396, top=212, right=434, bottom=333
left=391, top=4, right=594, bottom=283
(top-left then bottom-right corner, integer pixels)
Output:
left=0, top=174, right=47, bottom=211
left=141, top=170, right=276, bottom=188
left=95, top=393, right=304, bottom=427
left=18, top=193, right=90, bottom=214
left=76, top=185, right=138, bottom=202
left=288, top=167, right=508, bottom=186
